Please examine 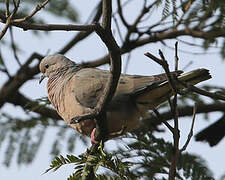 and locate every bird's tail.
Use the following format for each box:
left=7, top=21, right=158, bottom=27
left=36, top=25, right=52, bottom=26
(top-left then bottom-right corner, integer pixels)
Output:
left=176, top=68, right=211, bottom=86
left=135, top=68, right=211, bottom=109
